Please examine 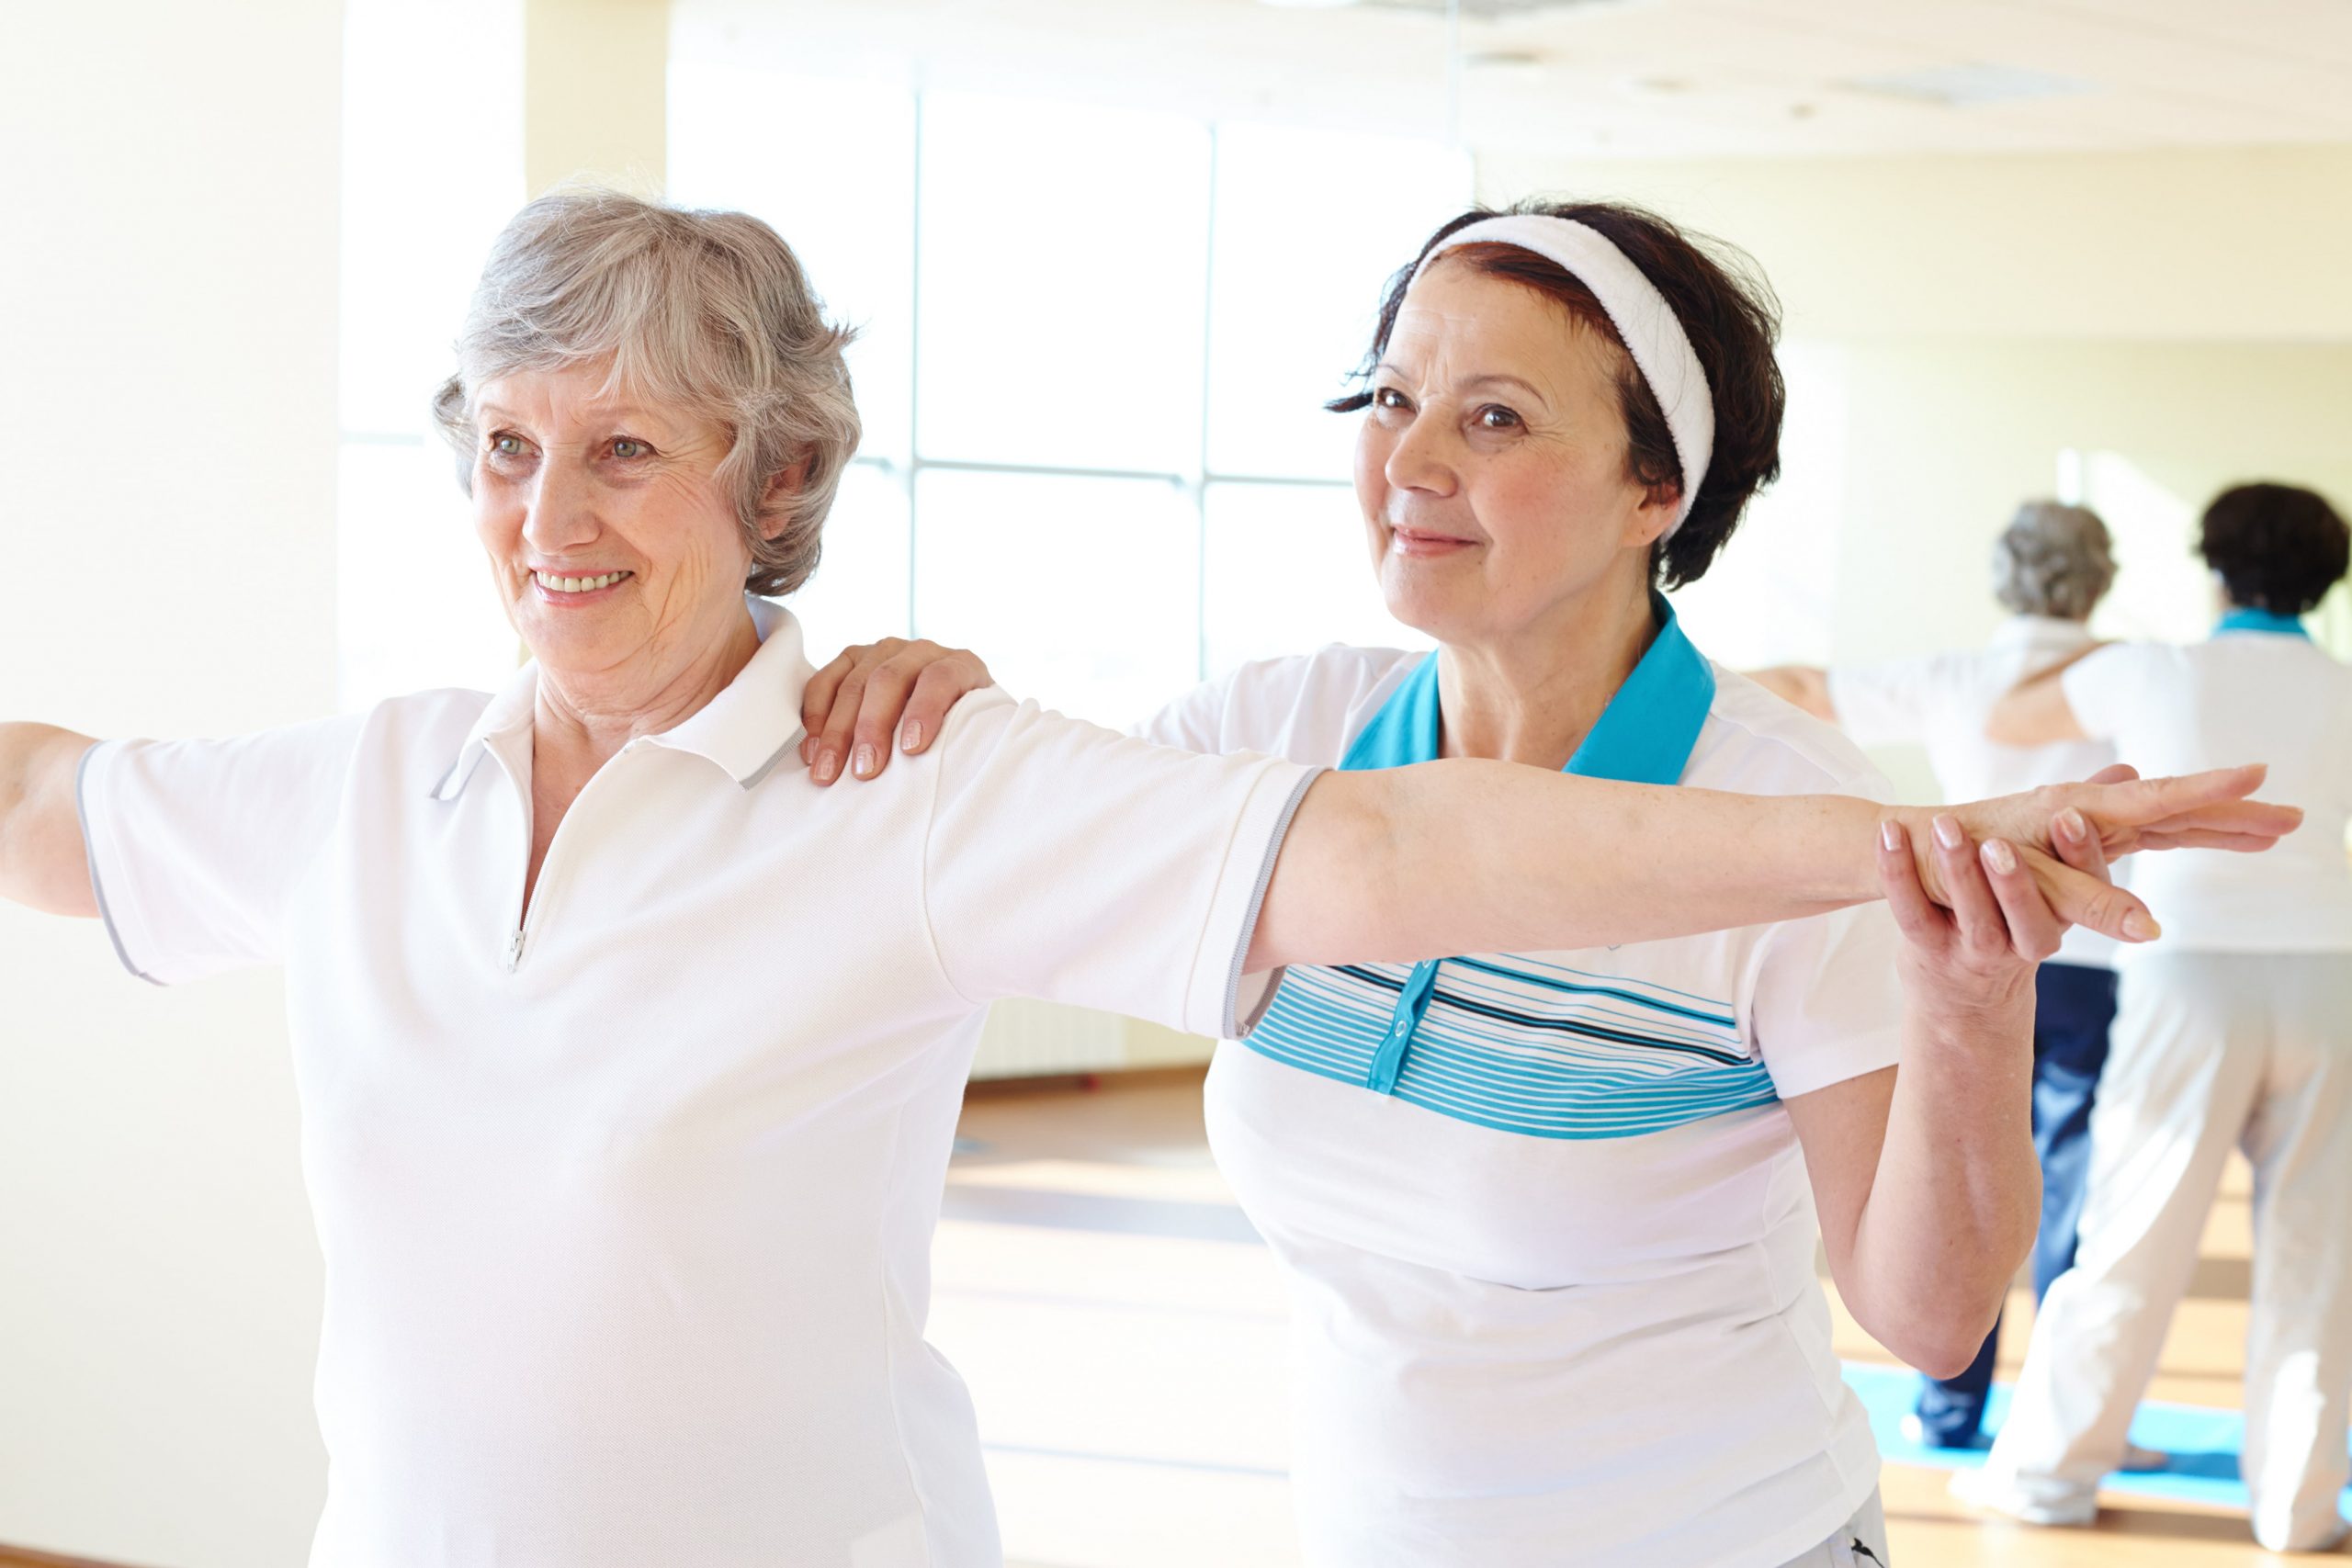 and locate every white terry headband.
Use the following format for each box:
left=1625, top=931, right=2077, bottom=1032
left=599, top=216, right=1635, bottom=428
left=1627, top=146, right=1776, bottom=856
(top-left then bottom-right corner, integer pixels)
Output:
left=1414, top=214, right=1714, bottom=536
